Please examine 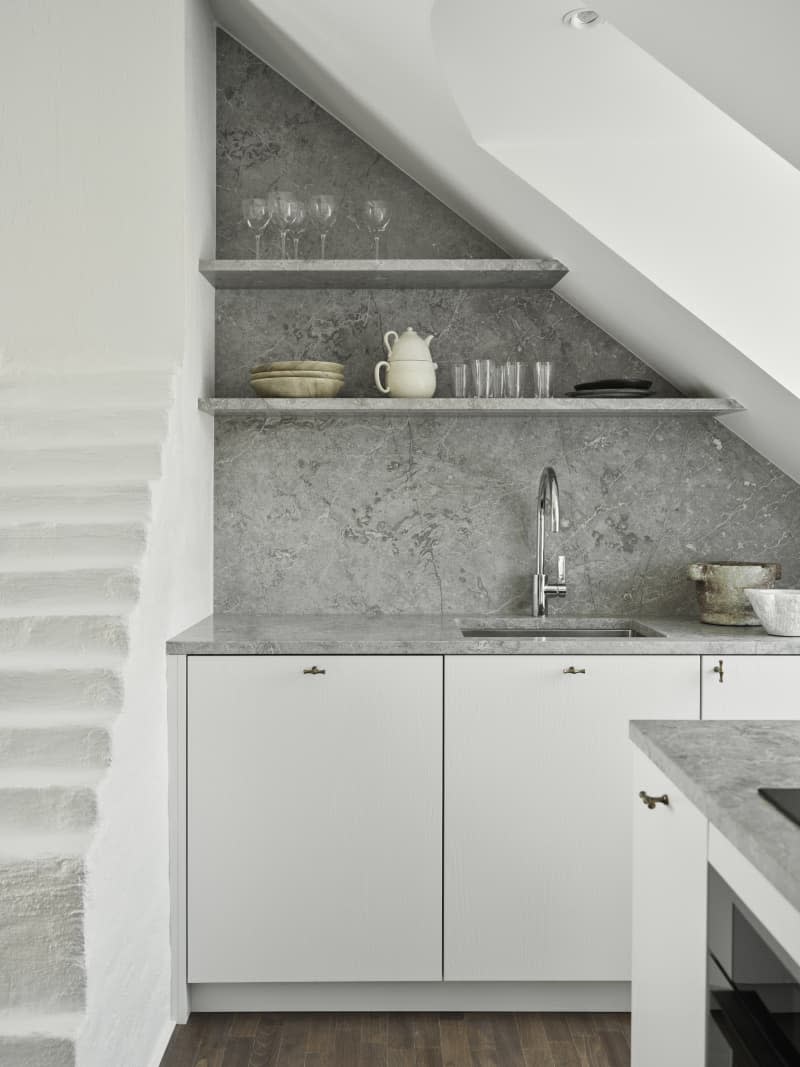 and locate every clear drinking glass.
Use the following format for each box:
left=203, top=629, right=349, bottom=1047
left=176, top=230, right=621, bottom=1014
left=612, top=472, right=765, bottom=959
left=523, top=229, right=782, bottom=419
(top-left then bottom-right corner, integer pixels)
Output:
left=452, top=362, right=469, bottom=398
left=534, top=360, right=553, bottom=398
left=363, top=199, right=392, bottom=260
left=504, top=361, right=527, bottom=398
left=471, top=358, right=496, bottom=398
left=241, top=198, right=272, bottom=258
left=289, top=202, right=307, bottom=259
left=493, top=361, right=507, bottom=398
left=307, top=194, right=339, bottom=259
left=267, top=191, right=303, bottom=261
